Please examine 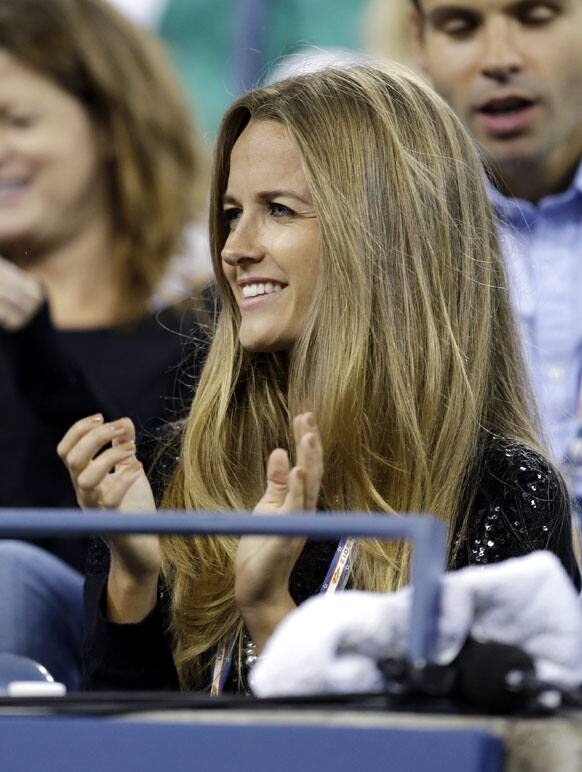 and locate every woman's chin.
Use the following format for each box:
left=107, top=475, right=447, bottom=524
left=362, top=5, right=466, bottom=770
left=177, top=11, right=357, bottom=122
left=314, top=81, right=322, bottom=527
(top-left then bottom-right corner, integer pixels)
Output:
left=239, top=331, right=292, bottom=354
